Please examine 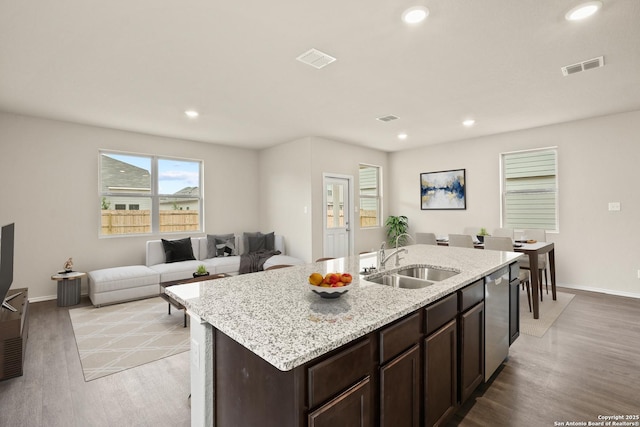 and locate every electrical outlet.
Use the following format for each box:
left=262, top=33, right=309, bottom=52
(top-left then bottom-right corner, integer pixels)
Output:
left=637, top=269, right=640, bottom=279
left=608, top=202, right=621, bottom=211
left=191, top=339, right=200, bottom=369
